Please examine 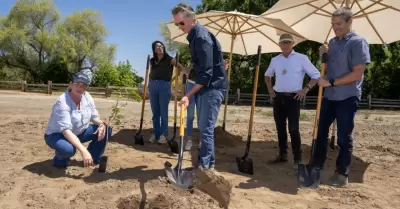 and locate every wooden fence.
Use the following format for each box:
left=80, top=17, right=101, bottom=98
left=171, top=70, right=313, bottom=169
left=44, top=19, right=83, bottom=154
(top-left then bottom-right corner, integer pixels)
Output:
left=0, top=80, right=399, bottom=109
